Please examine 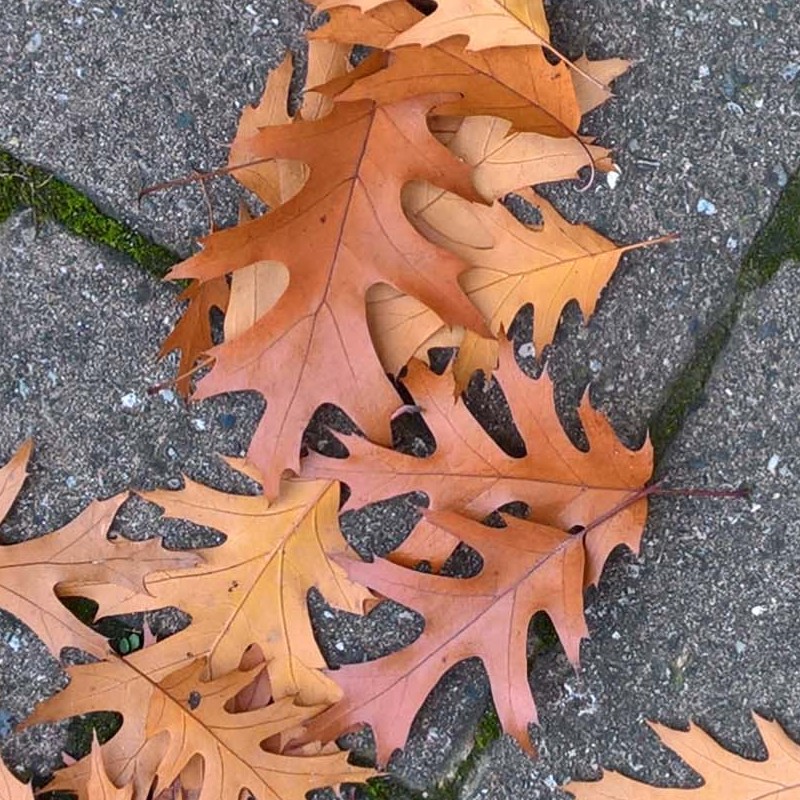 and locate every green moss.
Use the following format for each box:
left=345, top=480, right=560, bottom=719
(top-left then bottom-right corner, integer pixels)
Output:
left=356, top=710, right=502, bottom=800
left=738, top=171, right=800, bottom=294
left=650, top=169, right=800, bottom=459
left=0, top=149, right=178, bottom=277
